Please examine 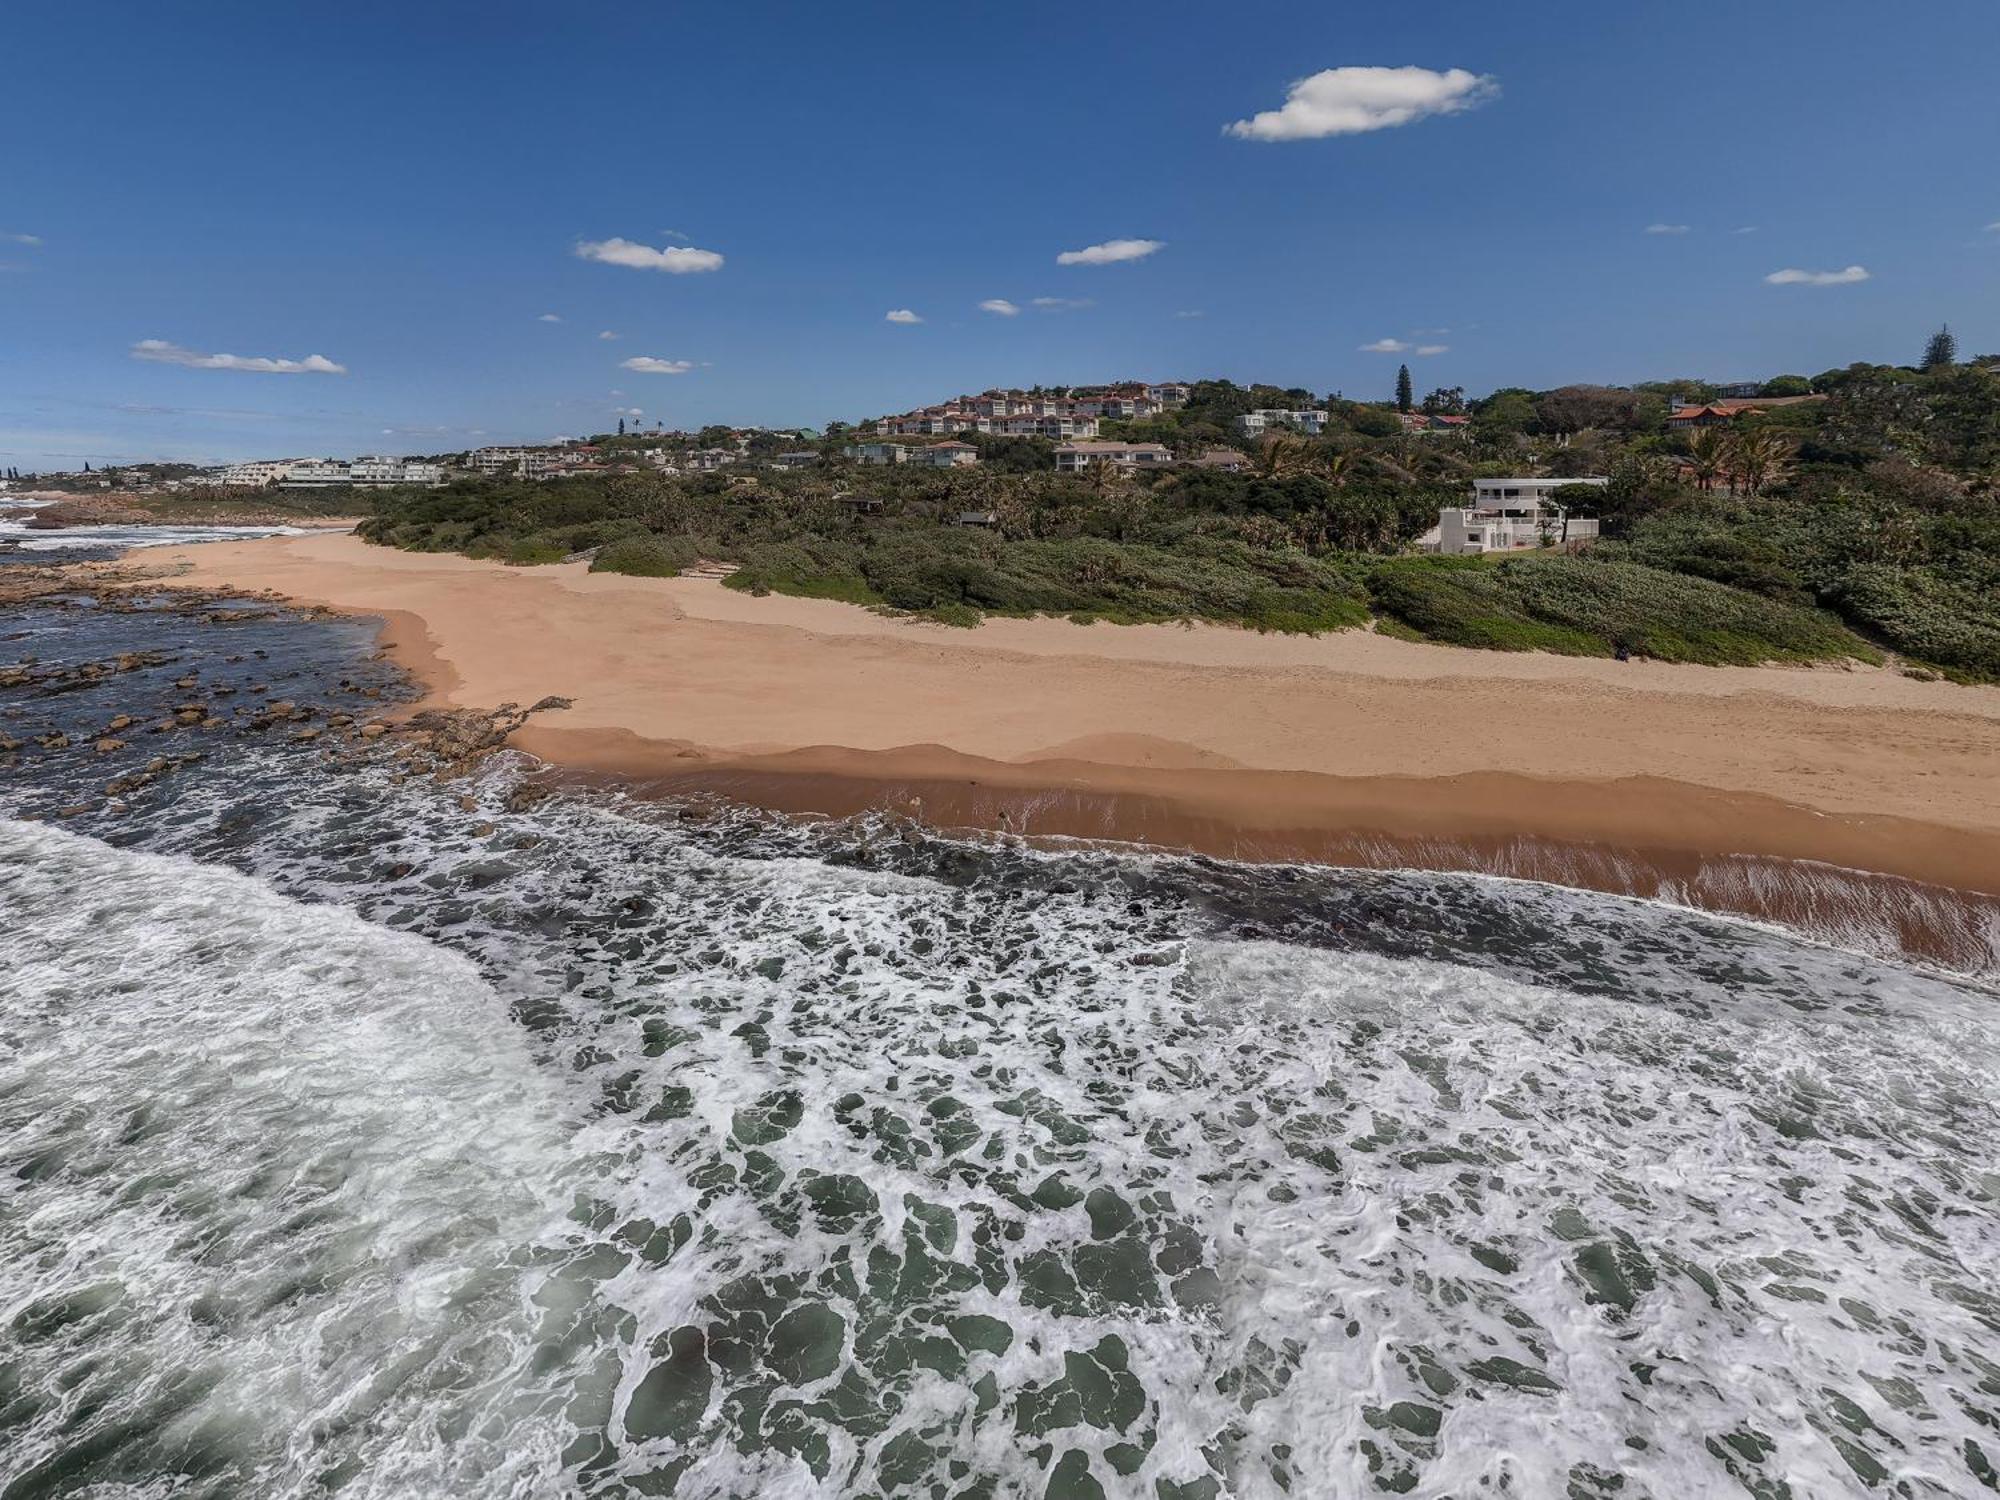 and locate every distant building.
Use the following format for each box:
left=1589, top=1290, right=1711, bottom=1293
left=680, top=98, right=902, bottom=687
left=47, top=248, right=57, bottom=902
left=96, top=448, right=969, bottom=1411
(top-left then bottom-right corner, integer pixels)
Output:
left=905, top=441, right=980, bottom=469
left=1145, top=383, right=1191, bottom=407
left=1054, top=441, right=1173, bottom=473
left=1665, top=394, right=1825, bottom=431
left=846, top=442, right=909, bottom=466
left=1236, top=409, right=1328, bottom=438
left=1190, top=449, right=1249, bottom=473
left=991, top=414, right=1098, bottom=440
left=771, top=451, right=820, bottom=469
left=218, top=460, right=297, bottom=487
left=467, top=446, right=563, bottom=479
left=1423, top=478, right=1605, bottom=556
left=1717, top=382, right=1763, bottom=399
